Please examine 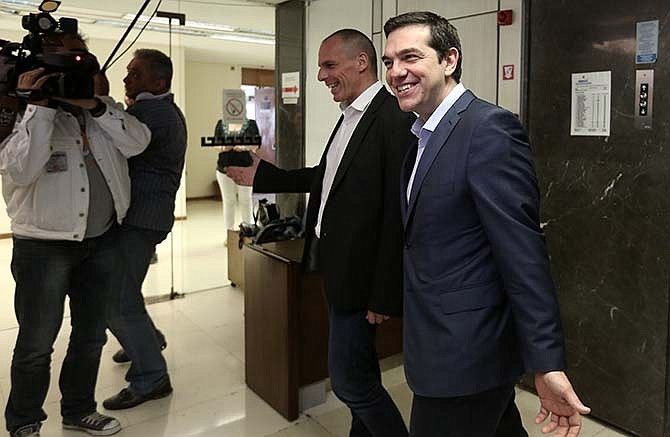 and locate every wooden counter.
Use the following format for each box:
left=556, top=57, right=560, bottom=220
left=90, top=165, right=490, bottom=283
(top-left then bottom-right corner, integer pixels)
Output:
left=243, top=239, right=402, bottom=420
